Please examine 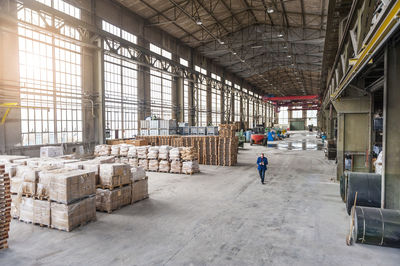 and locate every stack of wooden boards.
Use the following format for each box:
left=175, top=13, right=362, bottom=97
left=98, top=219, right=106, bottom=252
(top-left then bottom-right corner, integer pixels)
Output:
left=135, top=124, right=238, bottom=166
left=95, top=144, right=200, bottom=174
left=0, top=165, right=11, bottom=250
